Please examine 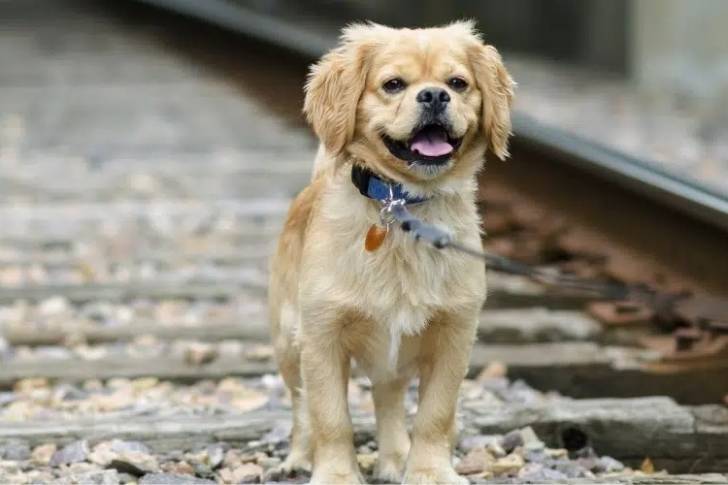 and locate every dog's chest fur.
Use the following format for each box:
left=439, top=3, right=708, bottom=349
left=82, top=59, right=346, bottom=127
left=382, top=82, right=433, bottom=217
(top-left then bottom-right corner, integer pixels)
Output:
left=299, top=170, right=486, bottom=382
